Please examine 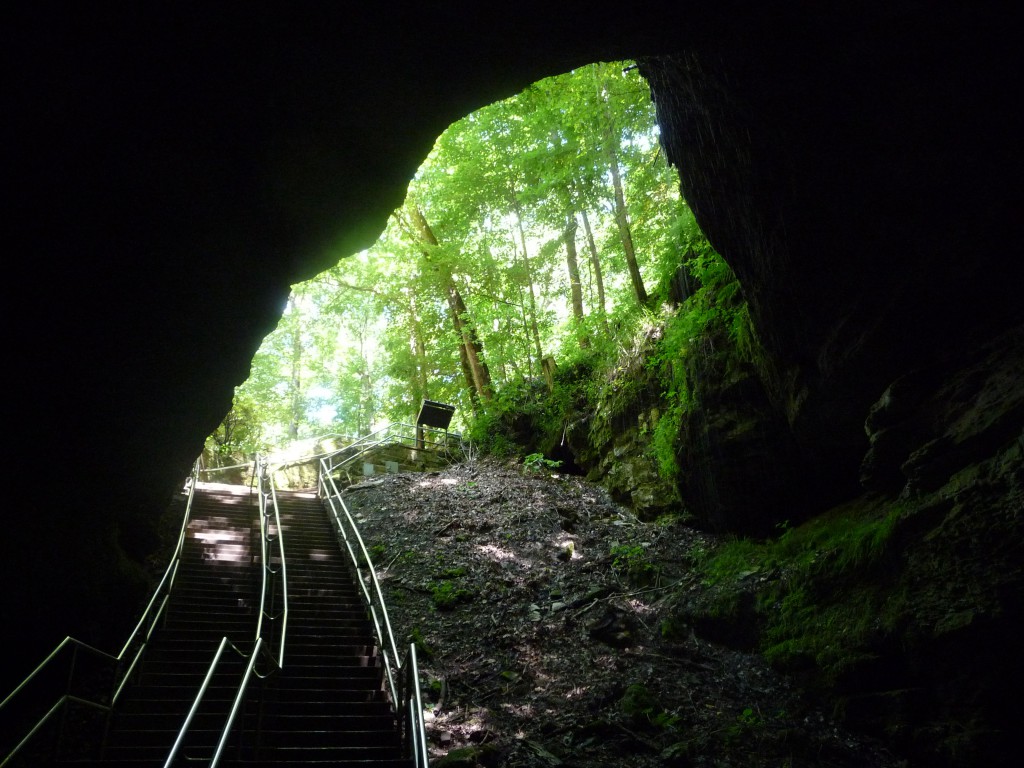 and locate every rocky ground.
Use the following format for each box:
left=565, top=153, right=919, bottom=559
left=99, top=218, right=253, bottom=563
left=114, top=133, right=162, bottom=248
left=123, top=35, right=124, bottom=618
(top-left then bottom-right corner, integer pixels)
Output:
left=342, top=458, right=905, bottom=768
